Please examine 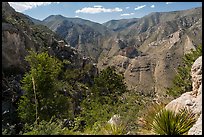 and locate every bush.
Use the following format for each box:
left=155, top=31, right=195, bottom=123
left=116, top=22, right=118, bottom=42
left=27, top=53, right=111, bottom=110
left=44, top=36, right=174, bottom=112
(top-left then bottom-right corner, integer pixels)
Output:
left=116, top=91, right=144, bottom=133
left=141, top=102, right=165, bottom=130
left=151, top=108, right=197, bottom=135
left=93, top=66, right=127, bottom=103
left=80, top=97, right=115, bottom=128
left=22, top=117, right=75, bottom=135
left=79, top=66, right=127, bottom=128
left=17, top=51, right=70, bottom=124
left=83, top=121, right=127, bottom=135
left=99, top=123, right=126, bottom=135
